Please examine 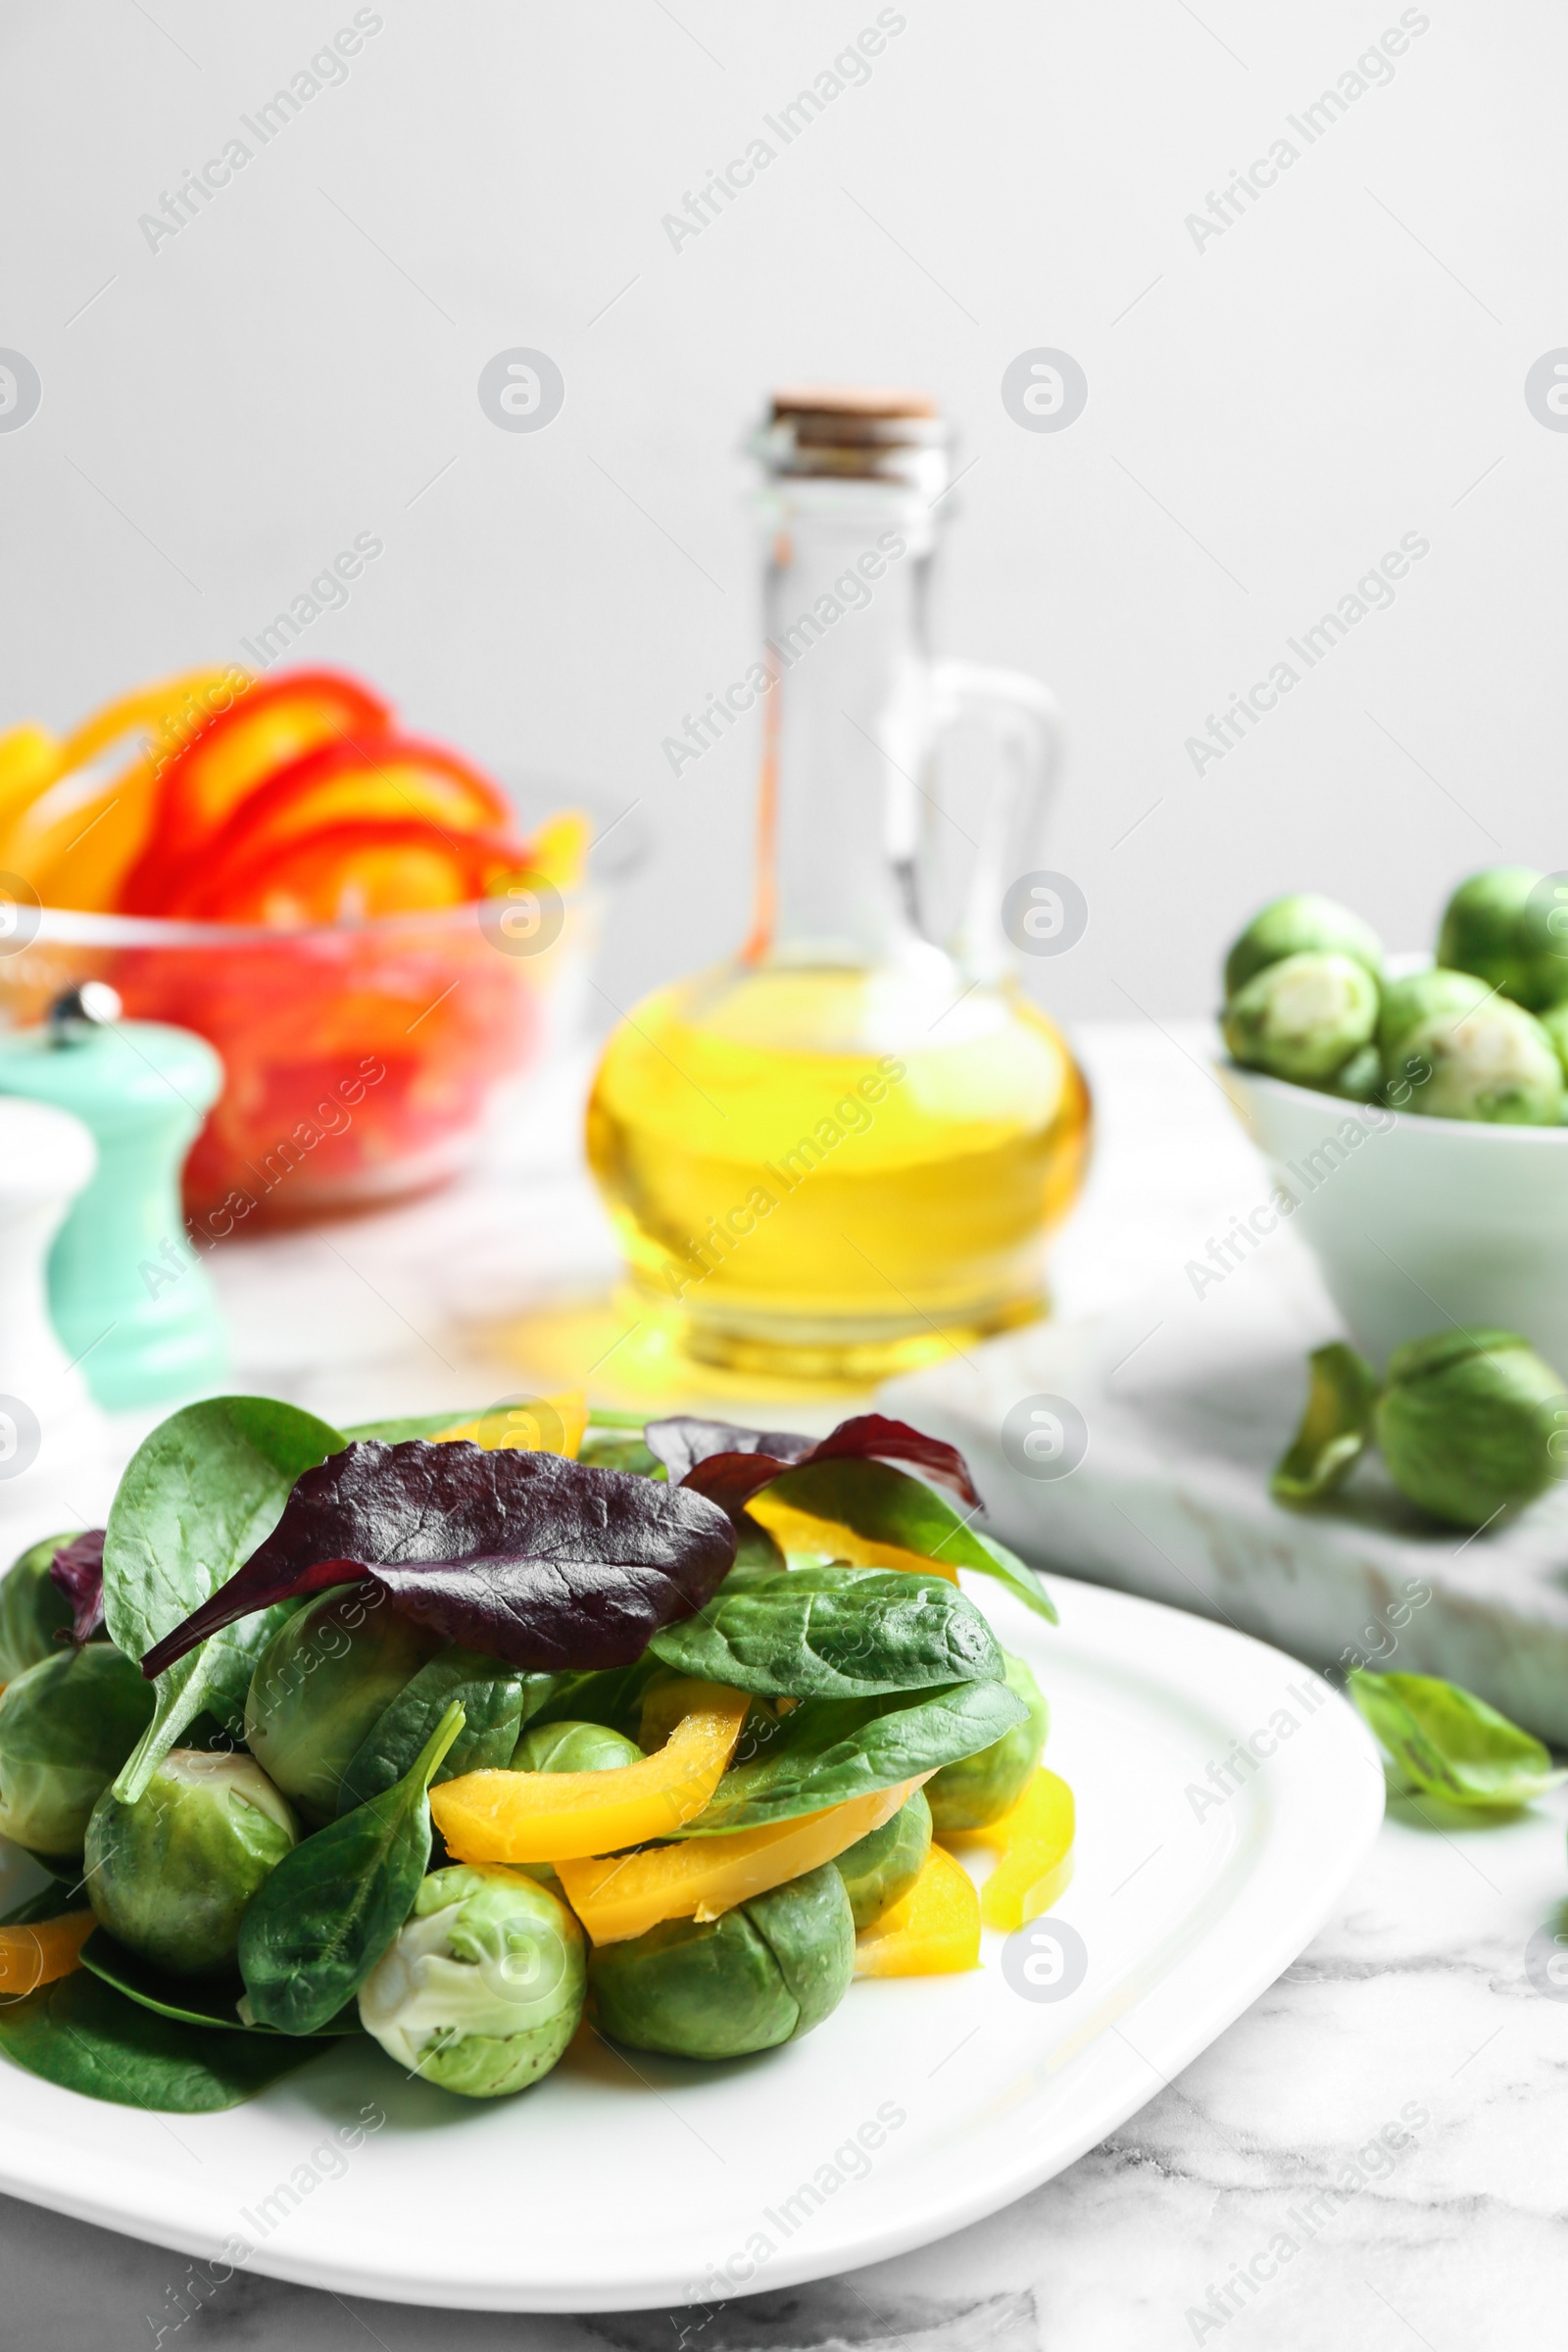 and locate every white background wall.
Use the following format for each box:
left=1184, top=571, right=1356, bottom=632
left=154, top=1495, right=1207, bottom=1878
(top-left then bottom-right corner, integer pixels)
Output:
left=3, top=0, right=1564, bottom=1031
